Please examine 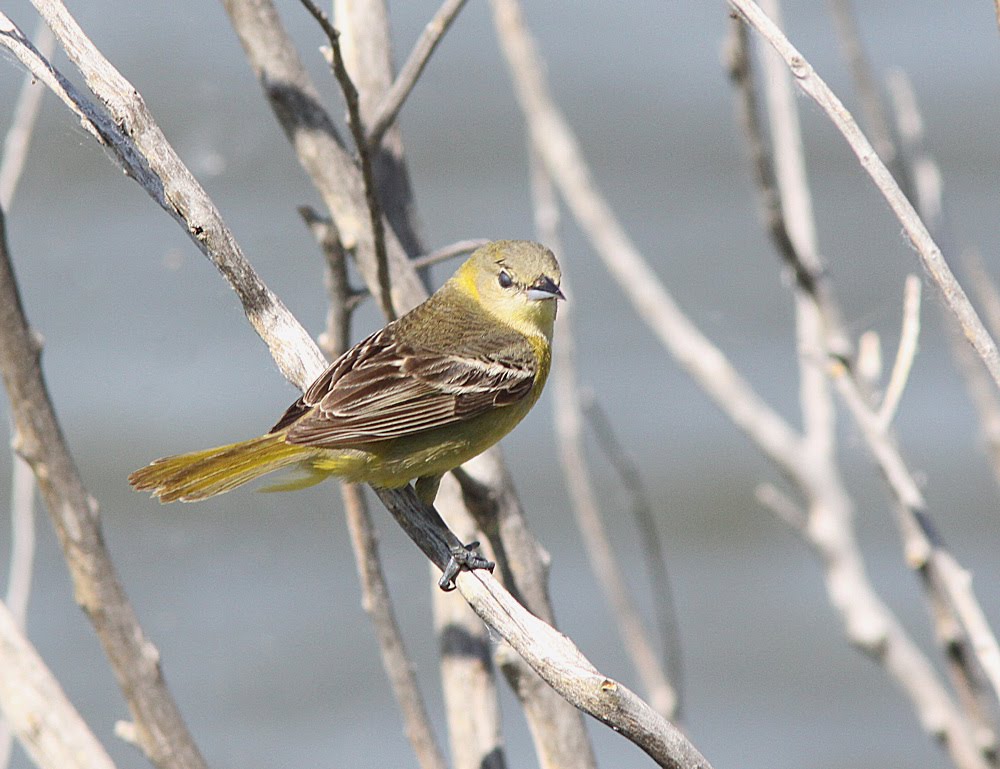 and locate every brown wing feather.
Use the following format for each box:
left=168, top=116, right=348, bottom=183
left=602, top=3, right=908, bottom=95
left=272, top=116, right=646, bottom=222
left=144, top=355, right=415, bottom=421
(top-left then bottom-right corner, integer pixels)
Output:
left=272, top=322, right=536, bottom=449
